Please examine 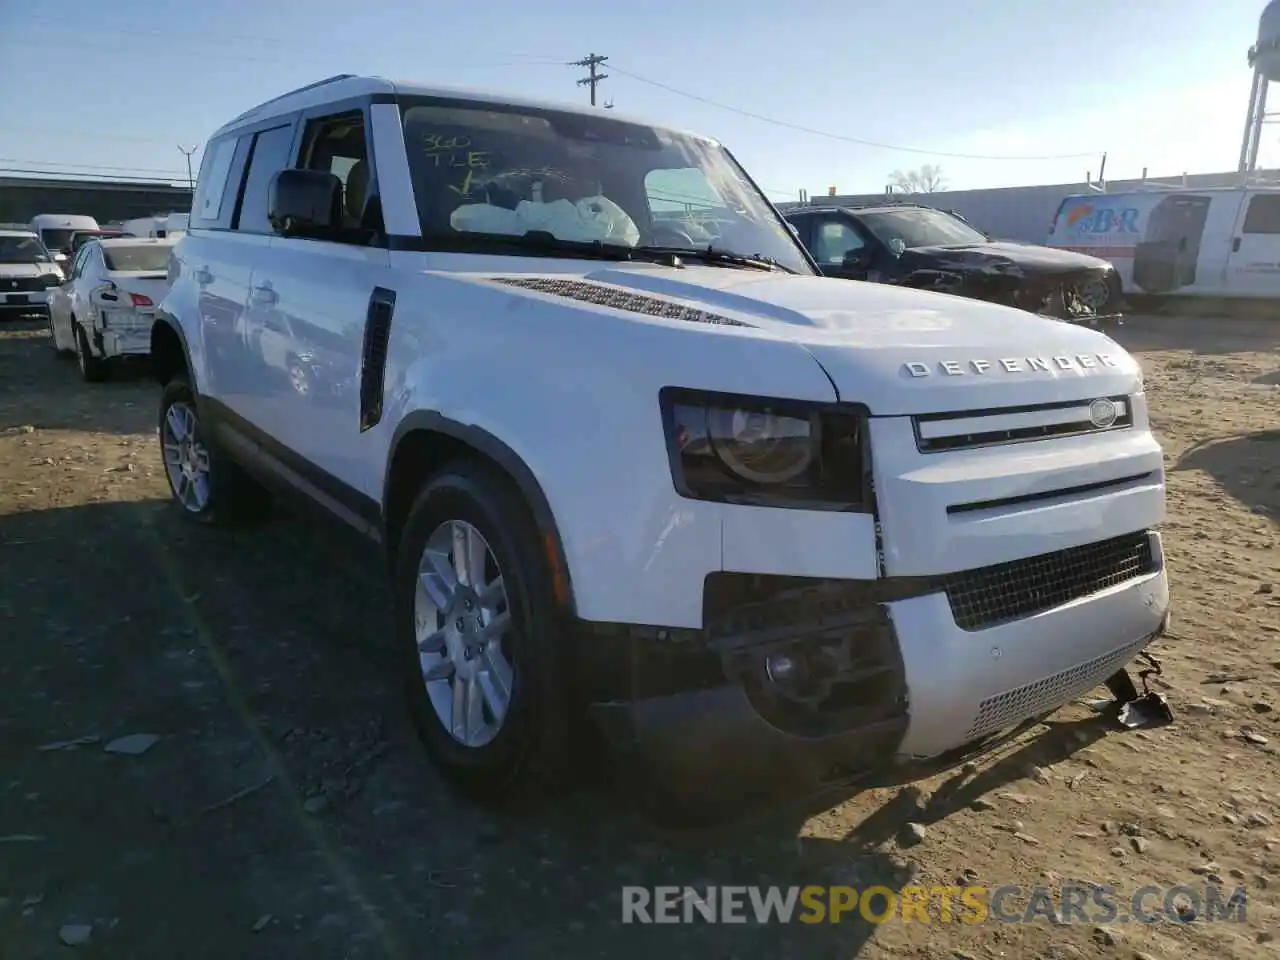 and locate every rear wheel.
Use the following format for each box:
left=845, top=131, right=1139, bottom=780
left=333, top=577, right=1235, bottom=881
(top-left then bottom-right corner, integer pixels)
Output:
left=158, top=376, right=269, bottom=525
left=73, top=322, right=107, bottom=382
left=394, top=462, right=569, bottom=807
